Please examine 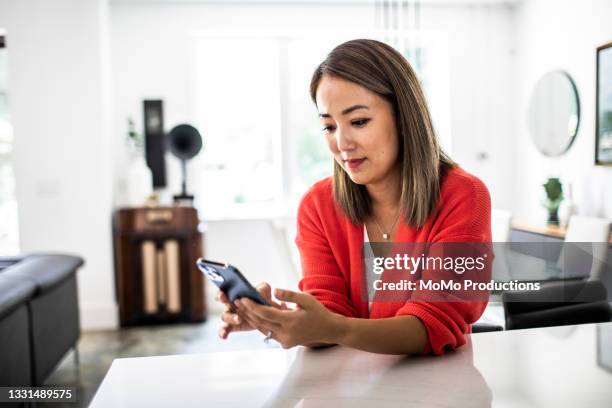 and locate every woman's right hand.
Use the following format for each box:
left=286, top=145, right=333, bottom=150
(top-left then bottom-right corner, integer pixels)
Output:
left=216, top=282, right=286, bottom=339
